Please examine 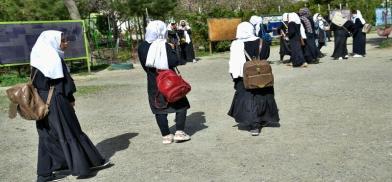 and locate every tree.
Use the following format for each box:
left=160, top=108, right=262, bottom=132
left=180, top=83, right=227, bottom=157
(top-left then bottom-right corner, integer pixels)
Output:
left=0, top=0, right=69, bottom=21
left=64, top=0, right=81, bottom=19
